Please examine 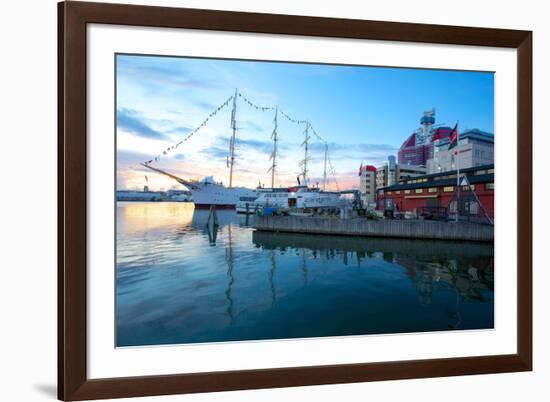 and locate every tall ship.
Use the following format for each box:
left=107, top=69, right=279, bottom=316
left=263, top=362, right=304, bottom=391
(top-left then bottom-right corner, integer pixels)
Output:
left=141, top=89, right=350, bottom=211
left=141, top=164, right=256, bottom=209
